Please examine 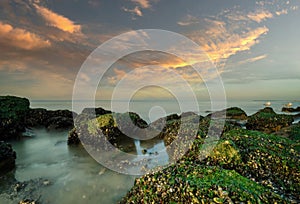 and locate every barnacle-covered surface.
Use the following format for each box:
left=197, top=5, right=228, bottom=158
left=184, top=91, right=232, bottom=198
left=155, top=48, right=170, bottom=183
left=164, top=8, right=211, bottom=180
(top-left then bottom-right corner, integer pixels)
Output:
left=119, top=164, right=287, bottom=203
left=121, top=128, right=300, bottom=203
